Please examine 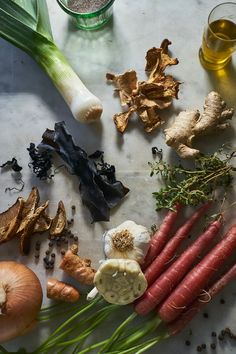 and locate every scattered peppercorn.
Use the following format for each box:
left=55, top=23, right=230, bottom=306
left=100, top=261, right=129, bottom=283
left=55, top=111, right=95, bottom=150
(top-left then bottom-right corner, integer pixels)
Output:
left=220, top=298, right=225, bottom=304
left=64, top=239, right=69, bottom=244
left=203, top=312, right=208, bottom=318
left=211, top=332, right=217, bottom=337
left=45, top=250, right=50, bottom=255
left=48, top=241, right=54, bottom=247
left=73, top=236, right=78, bottom=242
left=61, top=249, right=66, bottom=256
left=218, top=334, right=224, bottom=341
left=210, top=343, right=216, bottom=350
left=71, top=205, right=76, bottom=212
left=185, top=340, right=191, bottom=346
left=51, top=253, right=56, bottom=258
left=196, top=345, right=202, bottom=352
left=49, top=259, right=55, bottom=265
left=34, top=254, right=40, bottom=259
left=201, top=344, right=206, bottom=349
